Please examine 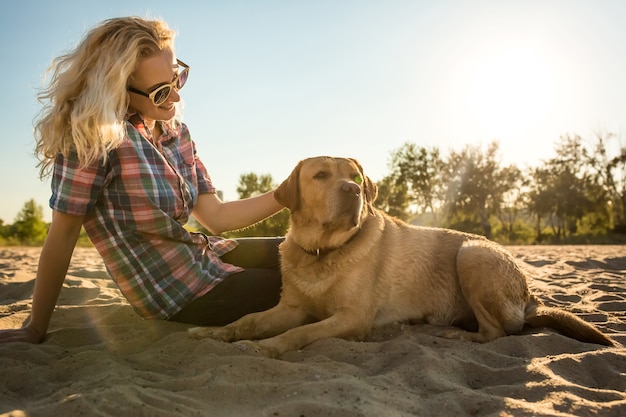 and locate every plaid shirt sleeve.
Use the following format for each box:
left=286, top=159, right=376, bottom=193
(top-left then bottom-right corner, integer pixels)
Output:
left=49, top=151, right=109, bottom=216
